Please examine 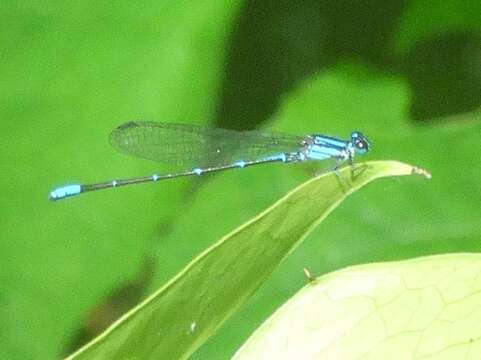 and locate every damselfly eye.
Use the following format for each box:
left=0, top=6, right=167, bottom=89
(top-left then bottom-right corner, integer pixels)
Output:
left=350, top=131, right=370, bottom=155
left=355, top=139, right=369, bottom=154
